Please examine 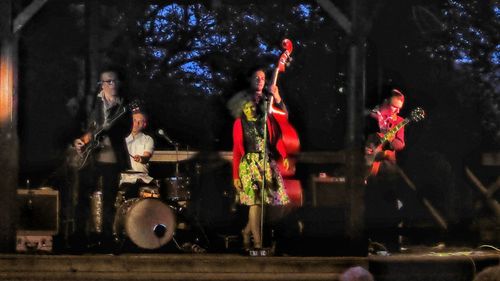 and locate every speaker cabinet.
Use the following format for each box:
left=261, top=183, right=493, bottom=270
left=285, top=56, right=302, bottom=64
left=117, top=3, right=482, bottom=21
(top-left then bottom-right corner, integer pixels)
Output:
left=306, top=175, right=348, bottom=235
left=310, top=175, right=346, bottom=207
left=285, top=175, right=367, bottom=256
left=17, top=188, right=59, bottom=235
